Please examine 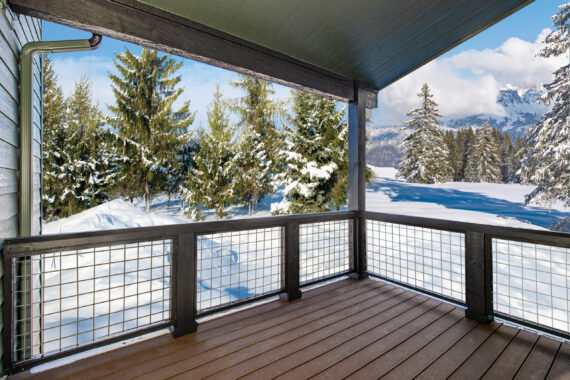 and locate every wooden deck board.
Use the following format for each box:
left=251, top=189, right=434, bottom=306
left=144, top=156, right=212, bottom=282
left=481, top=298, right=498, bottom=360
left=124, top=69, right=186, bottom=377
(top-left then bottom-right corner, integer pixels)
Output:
left=11, top=278, right=567, bottom=380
